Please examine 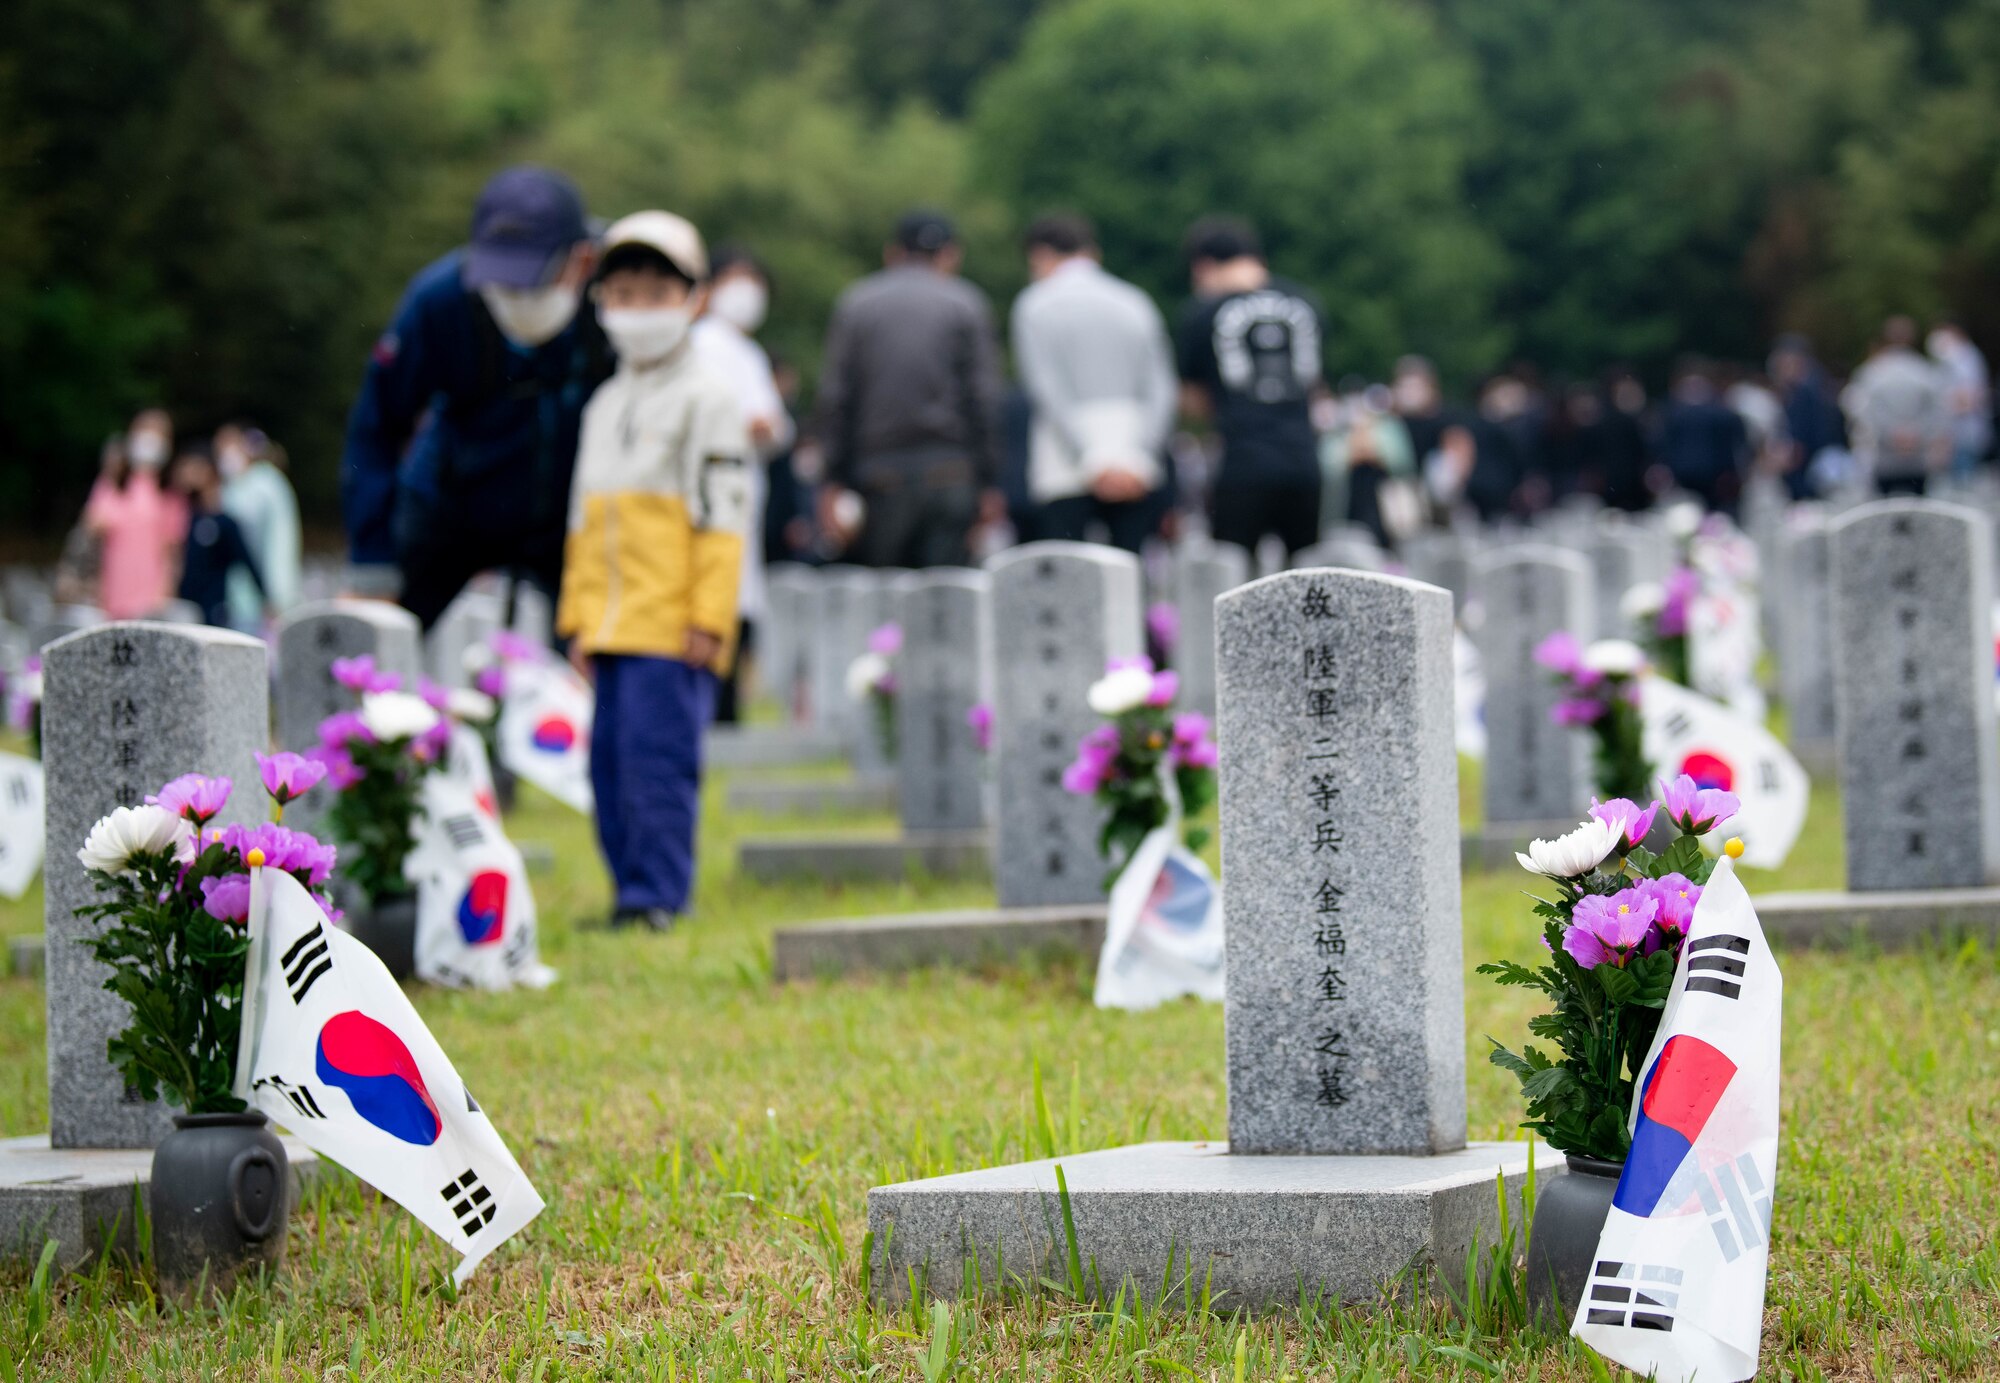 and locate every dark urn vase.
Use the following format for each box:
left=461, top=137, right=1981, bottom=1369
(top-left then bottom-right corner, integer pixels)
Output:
left=493, top=762, right=519, bottom=815
left=150, top=1111, right=288, bottom=1302
left=1525, top=1154, right=1624, bottom=1327
left=346, top=891, right=418, bottom=980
